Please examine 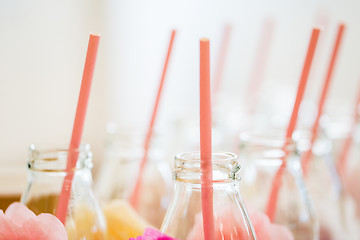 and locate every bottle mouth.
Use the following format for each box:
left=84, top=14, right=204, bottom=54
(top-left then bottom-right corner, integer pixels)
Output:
left=238, top=131, right=298, bottom=166
left=28, top=144, right=93, bottom=172
left=175, top=151, right=237, bottom=163
left=105, top=126, right=165, bottom=163
left=320, top=114, right=353, bottom=140
left=239, top=130, right=296, bottom=150
left=173, top=152, right=241, bottom=184
left=239, top=130, right=294, bottom=147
